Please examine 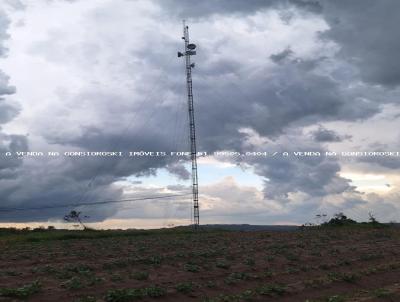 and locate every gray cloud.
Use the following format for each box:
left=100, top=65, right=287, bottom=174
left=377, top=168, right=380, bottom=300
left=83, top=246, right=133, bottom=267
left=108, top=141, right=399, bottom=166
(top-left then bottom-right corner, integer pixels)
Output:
left=157, top=0, right=281, bottom=18
left=1, top=0, right=399, bottom=225
left=157, top=0, right=323, bottom=19
left=318, top=0, right=400, bottom=87
left=0, top=11, right=10, bottom=57
left=270, top=48, right=293, bottom=64
left=246, top=133, right=356, bottom=201
left=311, top=126, right=350, bottom=142
left=195, top=54, right=379, bottom=150
left=159, top=0, right=400, bottom=89
left=0, top=10, right=28, bottom=189
left=166, top=162, right=190, bottom=180
left=1, top=1, right=25, bottom=10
